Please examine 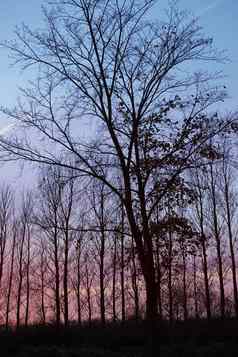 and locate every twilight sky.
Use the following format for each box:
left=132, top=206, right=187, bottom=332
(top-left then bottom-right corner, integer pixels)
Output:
left=0, top=0, right=237, bottom=185
left=0, top=0, right=237, bottom=120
